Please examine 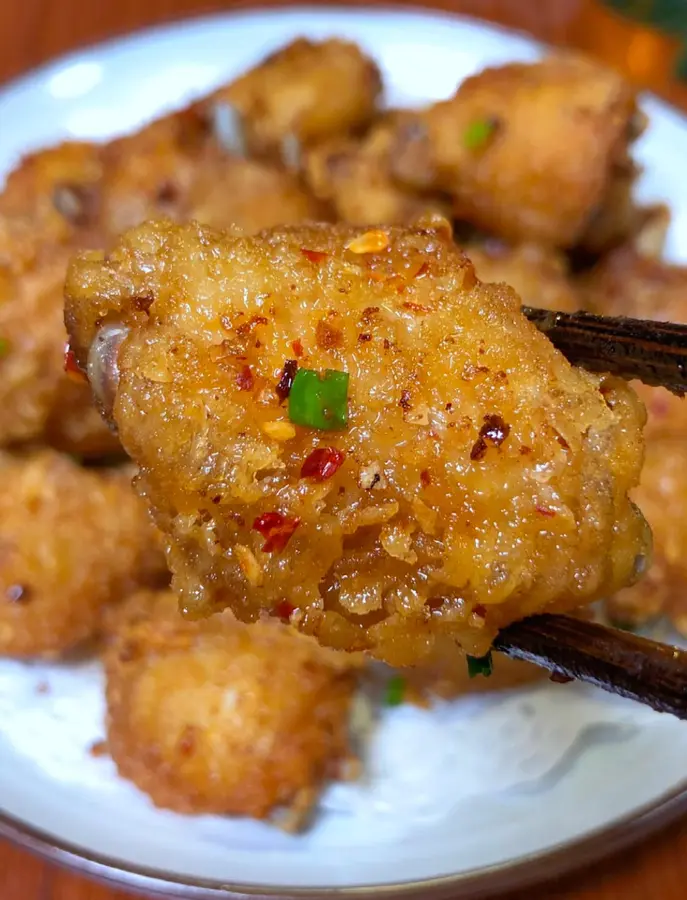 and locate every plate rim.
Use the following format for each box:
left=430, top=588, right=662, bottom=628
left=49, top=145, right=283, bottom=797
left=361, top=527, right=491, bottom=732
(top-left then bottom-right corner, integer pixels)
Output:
left=2, top=4, right=687, bottom=898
